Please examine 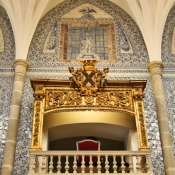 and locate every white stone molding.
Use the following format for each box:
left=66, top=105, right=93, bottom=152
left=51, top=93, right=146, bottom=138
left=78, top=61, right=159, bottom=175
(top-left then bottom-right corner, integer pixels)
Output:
left=126, top=0, right=175, bottom=62
left=1, top=0, right=50, bottom=60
